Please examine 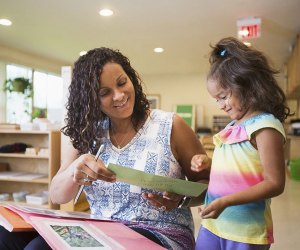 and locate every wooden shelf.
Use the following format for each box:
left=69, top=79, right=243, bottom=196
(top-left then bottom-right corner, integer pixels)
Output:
left=0, top=178, right=48, bottom=184
left=0, top=130, right=61, bottom=209
left=287, top=135, right=300, bottom=140
left=0, top=130, right=51, bottom=134
left=0, top=200, right=49, bottom=209
left=0, top=153, right=48, bottom=159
